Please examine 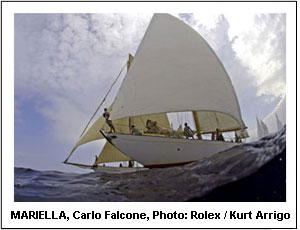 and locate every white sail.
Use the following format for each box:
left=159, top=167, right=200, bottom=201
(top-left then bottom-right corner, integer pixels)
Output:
left=196, top=111, right=242, bottom=133
left=110, top=14, right=245, bottom=130
left=96, top=142, right=132, bottom=164
left=275, top=113, right=283, bottom=131
left=260, top=119, right=269, bottom=136
left=76, top=114, right=106, bottom=146
left=263, top=95, right=286, bottom=134
left=256, top=117, right=264, bottom=139
left=75, top=111, right=170, bottom=148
